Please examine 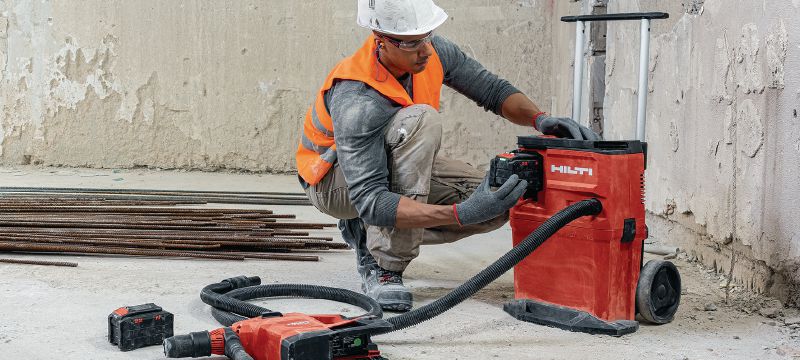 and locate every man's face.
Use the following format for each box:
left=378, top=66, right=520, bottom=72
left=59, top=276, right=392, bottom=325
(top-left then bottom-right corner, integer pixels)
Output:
left=377, top=32, right=434, bottom=75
